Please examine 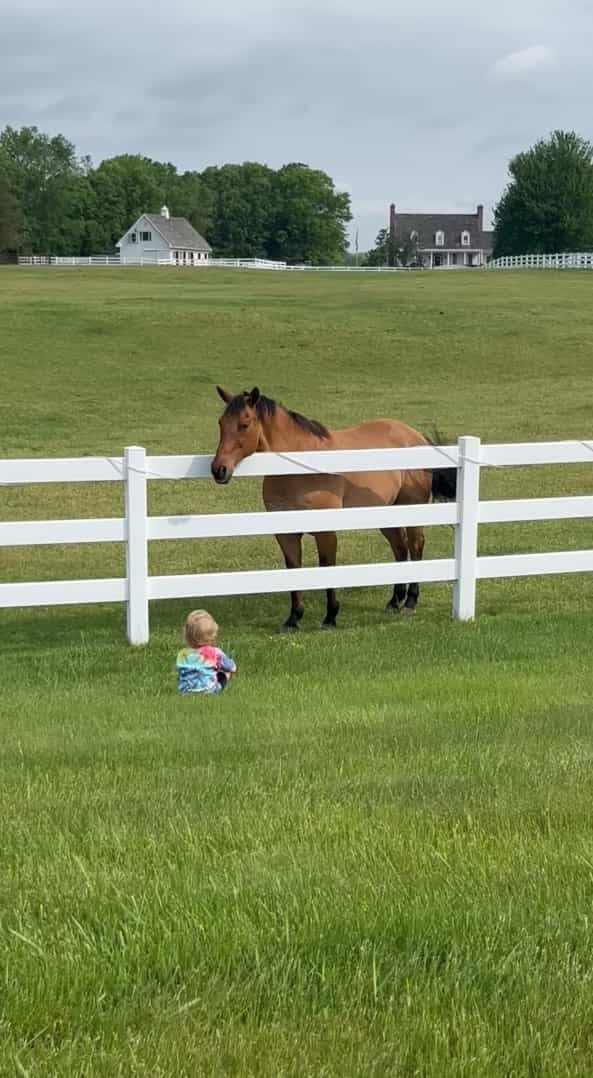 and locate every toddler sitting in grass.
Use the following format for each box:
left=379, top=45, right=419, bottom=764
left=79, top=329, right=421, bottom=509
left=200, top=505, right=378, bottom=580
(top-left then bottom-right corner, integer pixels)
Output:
left=176, top=610, right=237, bottom=695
